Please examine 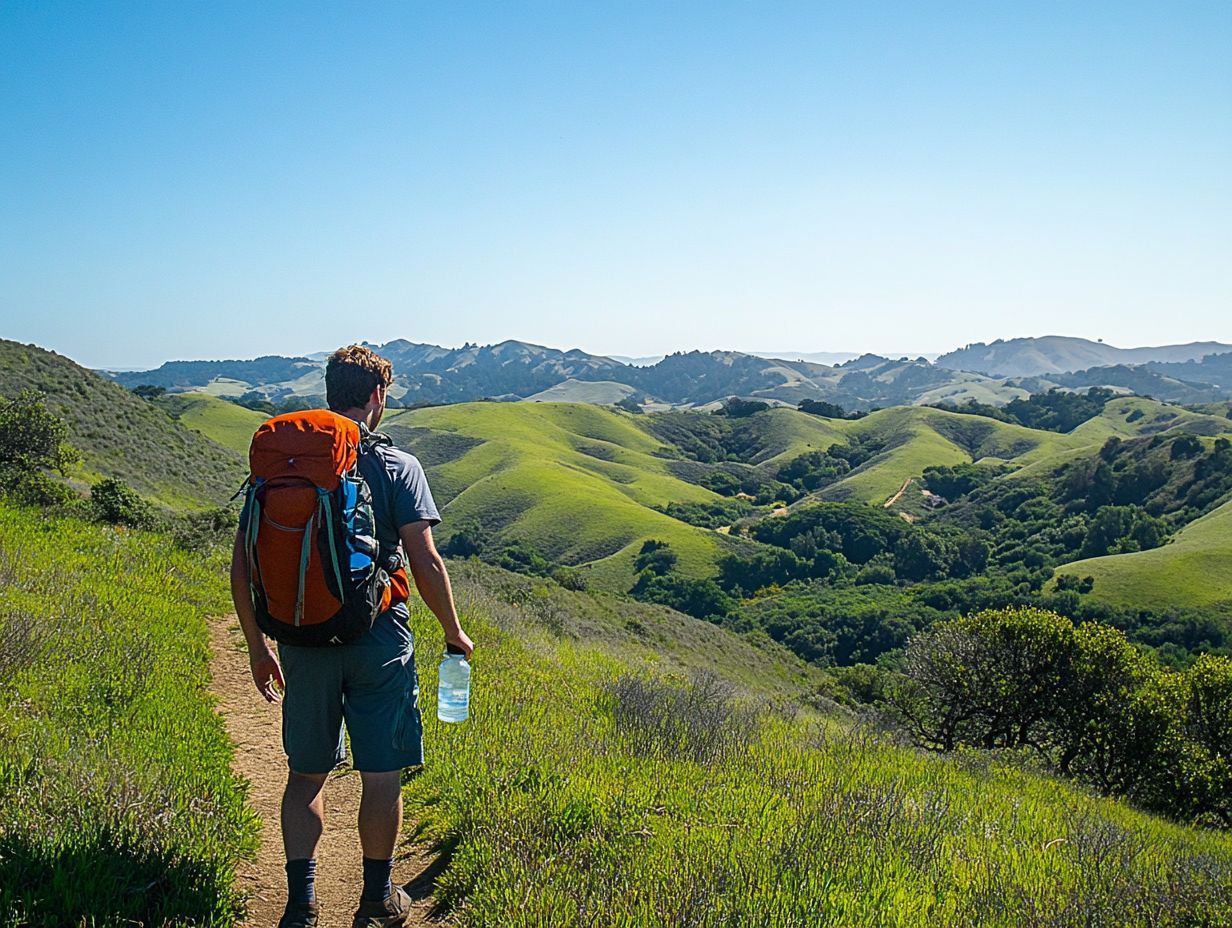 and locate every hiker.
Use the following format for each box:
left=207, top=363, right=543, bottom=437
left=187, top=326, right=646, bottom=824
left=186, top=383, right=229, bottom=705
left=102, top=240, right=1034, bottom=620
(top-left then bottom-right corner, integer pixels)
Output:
left=230, top=344, right=474, bottom=928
